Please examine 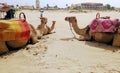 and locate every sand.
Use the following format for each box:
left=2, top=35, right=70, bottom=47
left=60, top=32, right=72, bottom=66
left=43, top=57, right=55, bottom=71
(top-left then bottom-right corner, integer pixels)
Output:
left=0, top=10, right=120, bottom=73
